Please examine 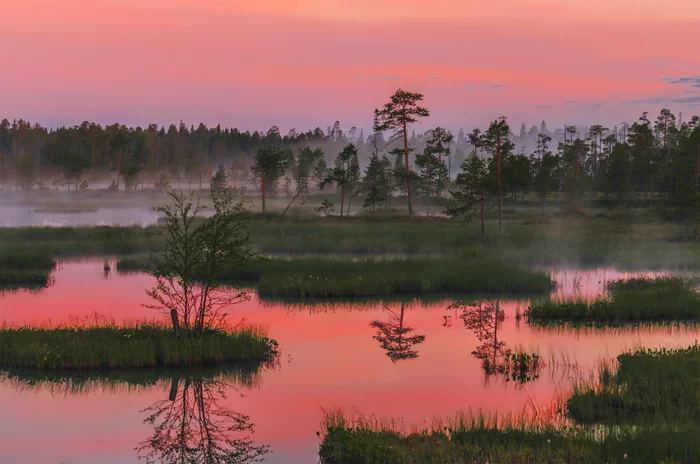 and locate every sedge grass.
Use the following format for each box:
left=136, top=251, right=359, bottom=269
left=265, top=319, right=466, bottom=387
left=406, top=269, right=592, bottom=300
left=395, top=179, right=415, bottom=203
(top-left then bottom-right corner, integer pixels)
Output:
left=566, top=344, right=700, bottom=424
left=0, top=250, right=55, bottom=286
left=118, top=255, right=553, bottom=298
left=527, top=277, right=700, bottom=323
left=0, top=322, right=278, bottom=370
left=318, top=409, right=699, bottom=464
